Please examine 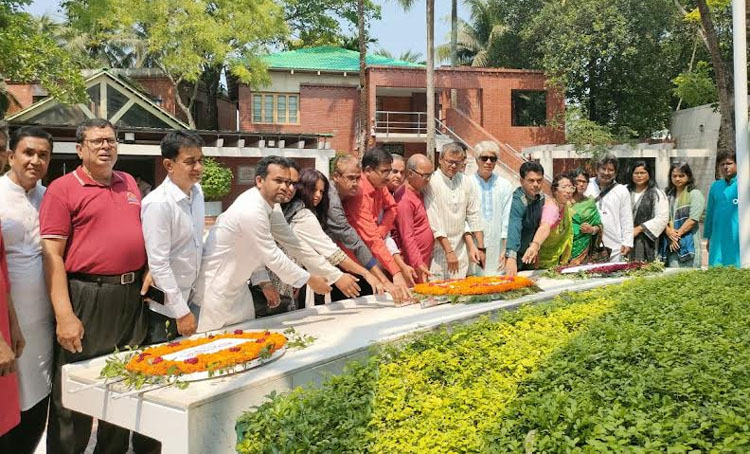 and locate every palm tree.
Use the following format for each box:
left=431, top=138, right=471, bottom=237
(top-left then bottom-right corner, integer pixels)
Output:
left=436, top=0, right=505, bottom=67
left=395, top=0, right=435, bottom=163
left=374, top=48, right=424, bottom=63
